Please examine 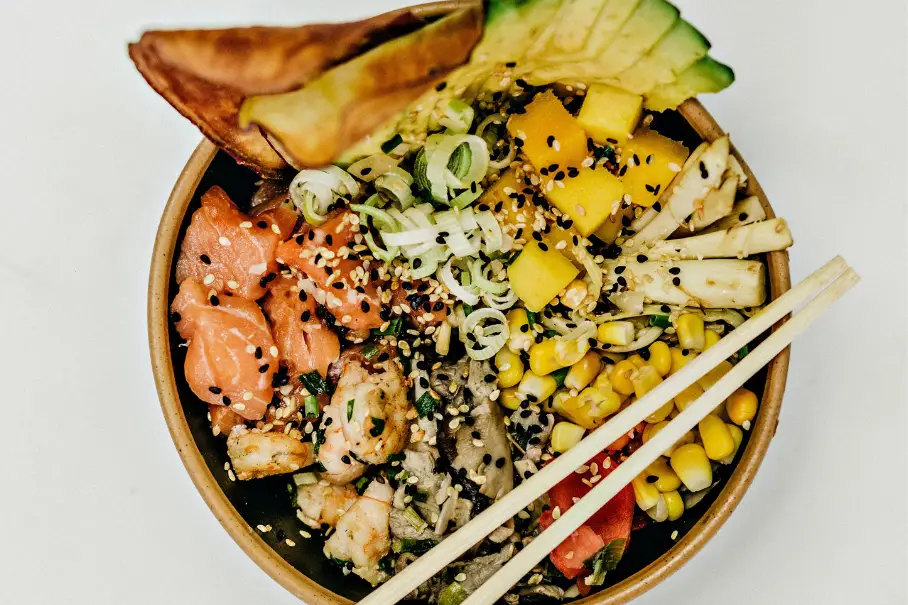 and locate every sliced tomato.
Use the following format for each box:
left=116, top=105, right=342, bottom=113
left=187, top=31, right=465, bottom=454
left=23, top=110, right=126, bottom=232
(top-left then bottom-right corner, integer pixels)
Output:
left=542, top=452, right=635, bottom=580
left=539, top=511, right=604, bottom=580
